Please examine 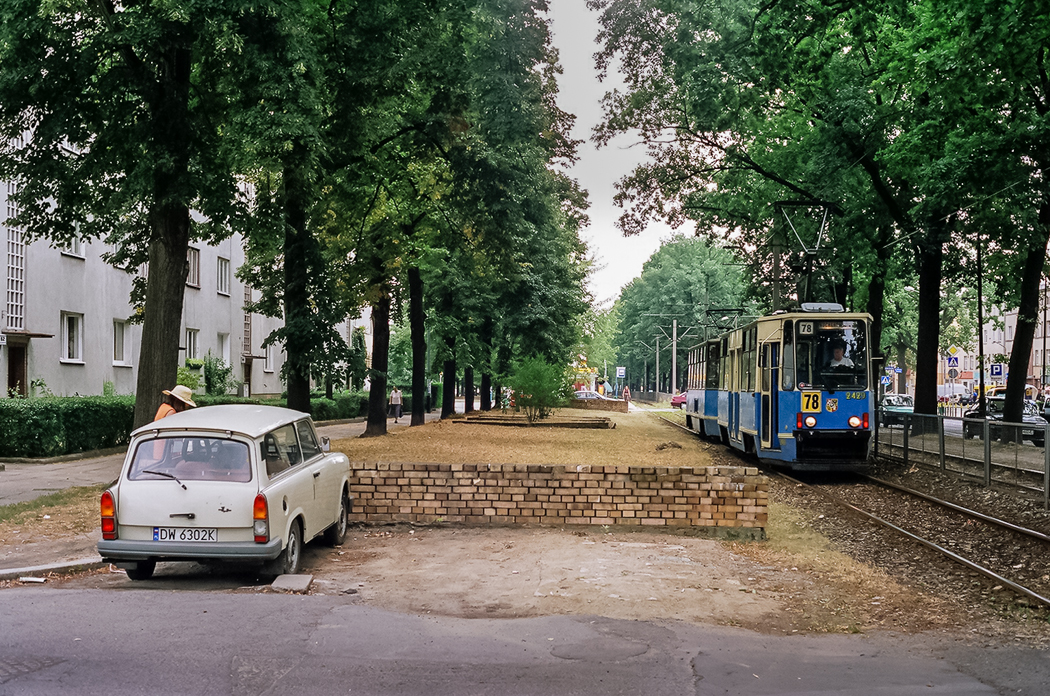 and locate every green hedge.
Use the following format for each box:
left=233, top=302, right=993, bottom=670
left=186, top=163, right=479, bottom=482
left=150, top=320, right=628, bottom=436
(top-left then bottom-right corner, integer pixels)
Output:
left=0, top=396, right=136, bottom=458
left=0, top=390, right=375, bottom=459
